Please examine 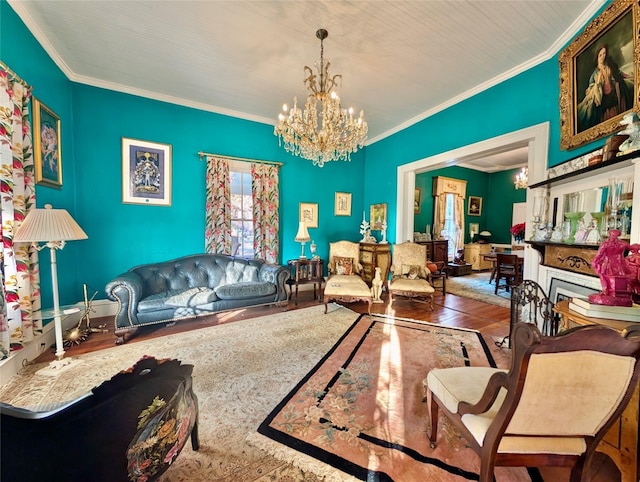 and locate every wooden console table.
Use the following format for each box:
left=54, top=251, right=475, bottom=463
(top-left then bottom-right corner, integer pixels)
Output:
left=554, top=299, right=639, bottom=482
